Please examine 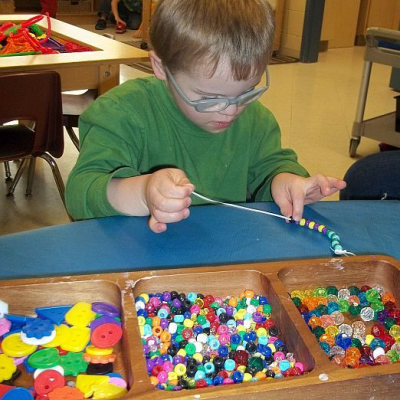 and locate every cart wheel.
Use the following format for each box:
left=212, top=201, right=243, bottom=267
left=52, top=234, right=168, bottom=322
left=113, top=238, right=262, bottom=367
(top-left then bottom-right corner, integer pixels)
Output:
left=140, top=42, right=148, bottom=50
left=349, top=138, right=360, bottom=158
